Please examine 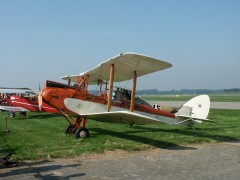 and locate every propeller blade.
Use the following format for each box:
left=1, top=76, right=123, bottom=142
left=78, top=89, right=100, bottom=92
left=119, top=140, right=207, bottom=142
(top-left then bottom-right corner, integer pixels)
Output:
left=38, top=91, right=43, bottom=111
left=38, top=92, right=42, bottom=111
left=38, top=82, right=43, bottom=111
